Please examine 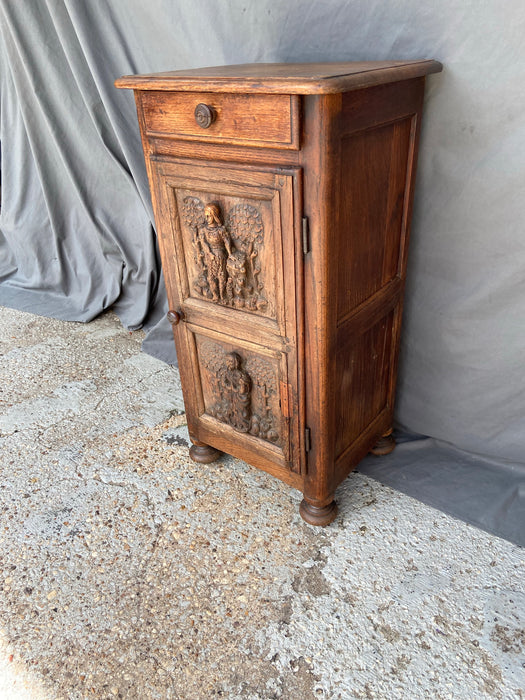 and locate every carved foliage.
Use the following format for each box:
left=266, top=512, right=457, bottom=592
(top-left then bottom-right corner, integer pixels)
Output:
left=200, top=342, right=280, bottom=445
left=181, top=197, right=268, bottom=311
left=245, top=355, right=280, bottom=444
